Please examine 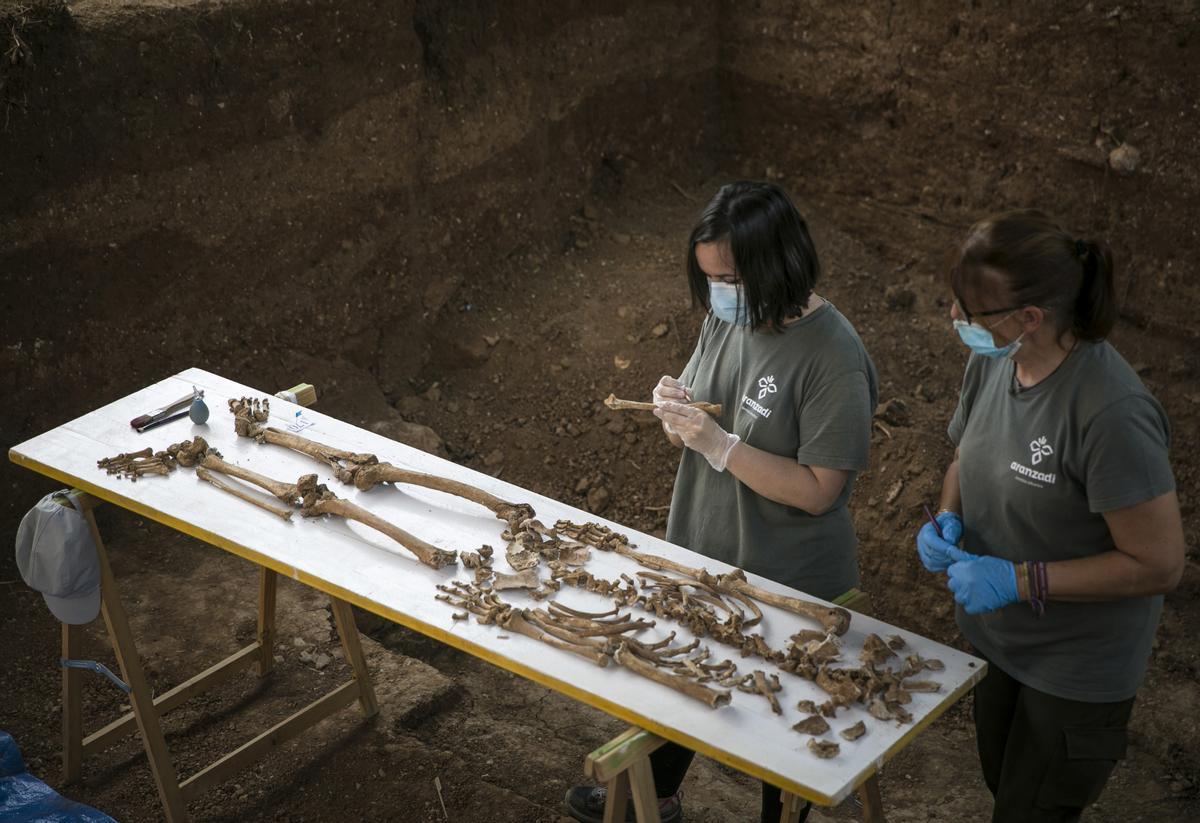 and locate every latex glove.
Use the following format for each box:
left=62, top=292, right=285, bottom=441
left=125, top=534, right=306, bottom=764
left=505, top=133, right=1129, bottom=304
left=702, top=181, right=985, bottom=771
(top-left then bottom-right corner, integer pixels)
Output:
left=654, top=401, right=740, bottom=472
left=652, top=375, right=693, bottom=405
left=652, top=376, right=692, bottom=437
left=916, top=512, right=964, bottom=572
left=946, top=553, right=1020, bottom=615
